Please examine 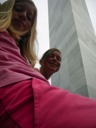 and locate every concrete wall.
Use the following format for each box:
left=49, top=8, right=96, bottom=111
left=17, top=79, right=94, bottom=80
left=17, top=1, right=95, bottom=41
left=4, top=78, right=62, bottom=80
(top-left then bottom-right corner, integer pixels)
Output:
left=48, top=0, right=96, bottom=98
